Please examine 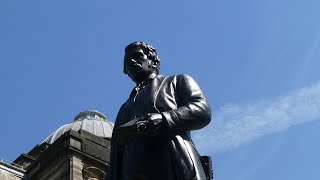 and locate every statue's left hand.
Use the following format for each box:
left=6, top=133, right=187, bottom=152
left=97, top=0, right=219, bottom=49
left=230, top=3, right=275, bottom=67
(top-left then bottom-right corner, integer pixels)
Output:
left=136, top=113, right=163, bottom=136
